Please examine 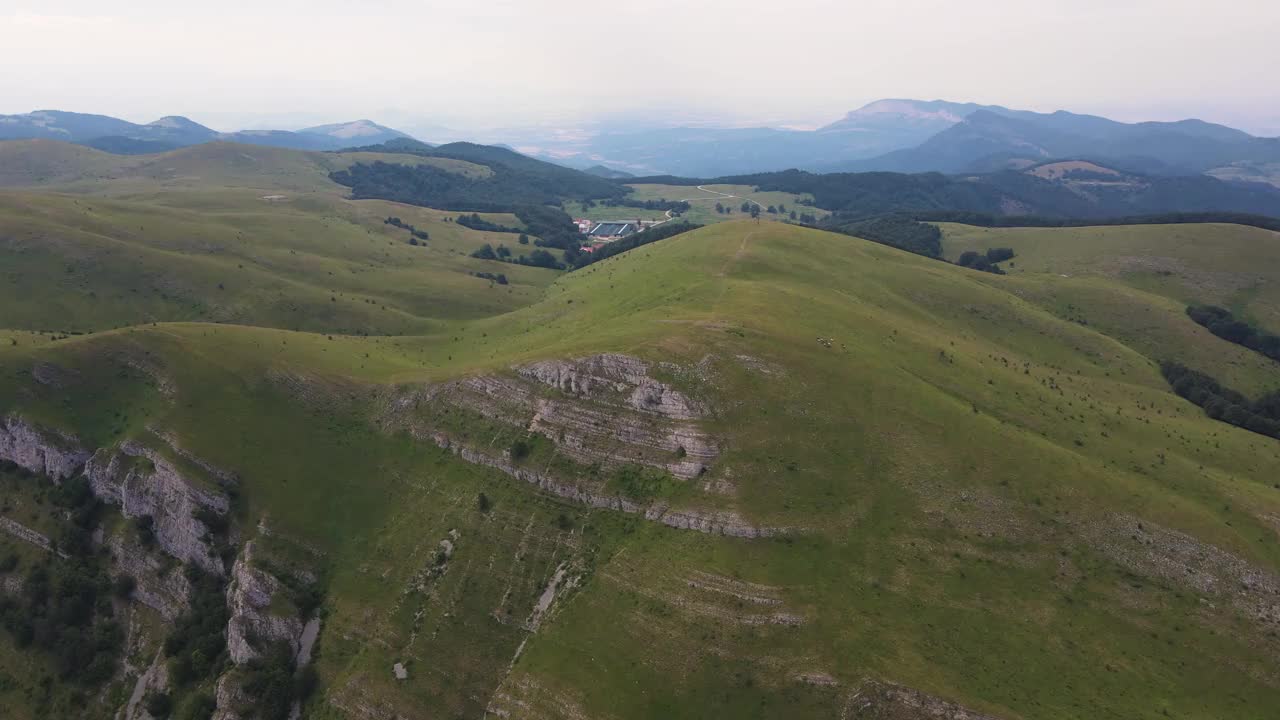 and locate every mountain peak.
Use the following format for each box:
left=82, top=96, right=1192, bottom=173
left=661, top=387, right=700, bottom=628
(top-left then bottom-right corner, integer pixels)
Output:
left=301, top=119, right=409, bottom=141
left=147, top=115, right=208, bottom=130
